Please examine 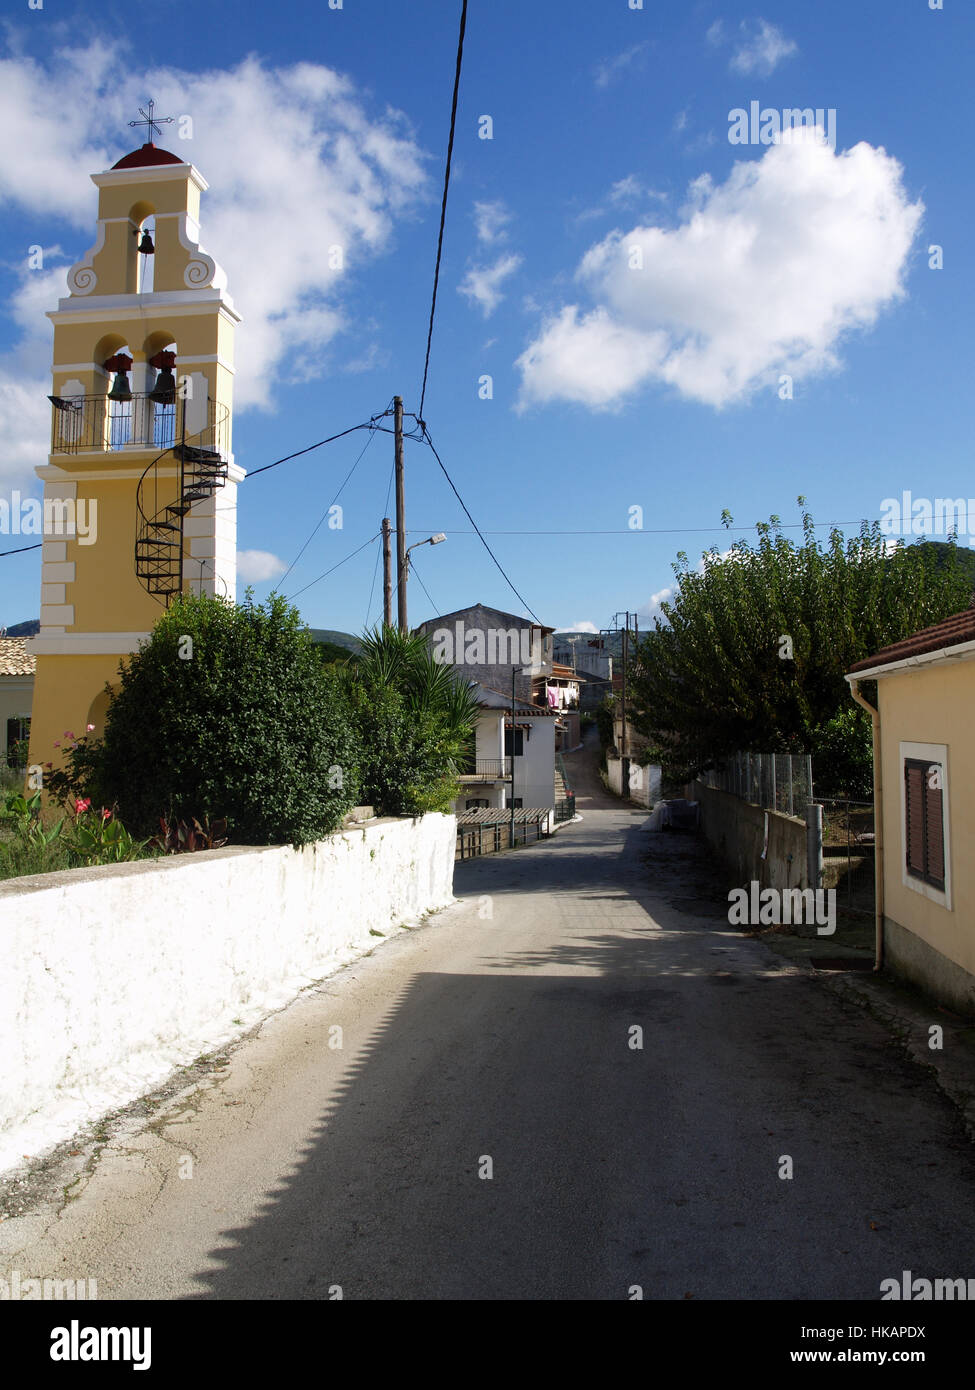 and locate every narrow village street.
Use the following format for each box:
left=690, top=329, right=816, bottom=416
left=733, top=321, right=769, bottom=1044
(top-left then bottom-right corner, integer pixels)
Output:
left=4, top=736, right=974, bottom=1302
